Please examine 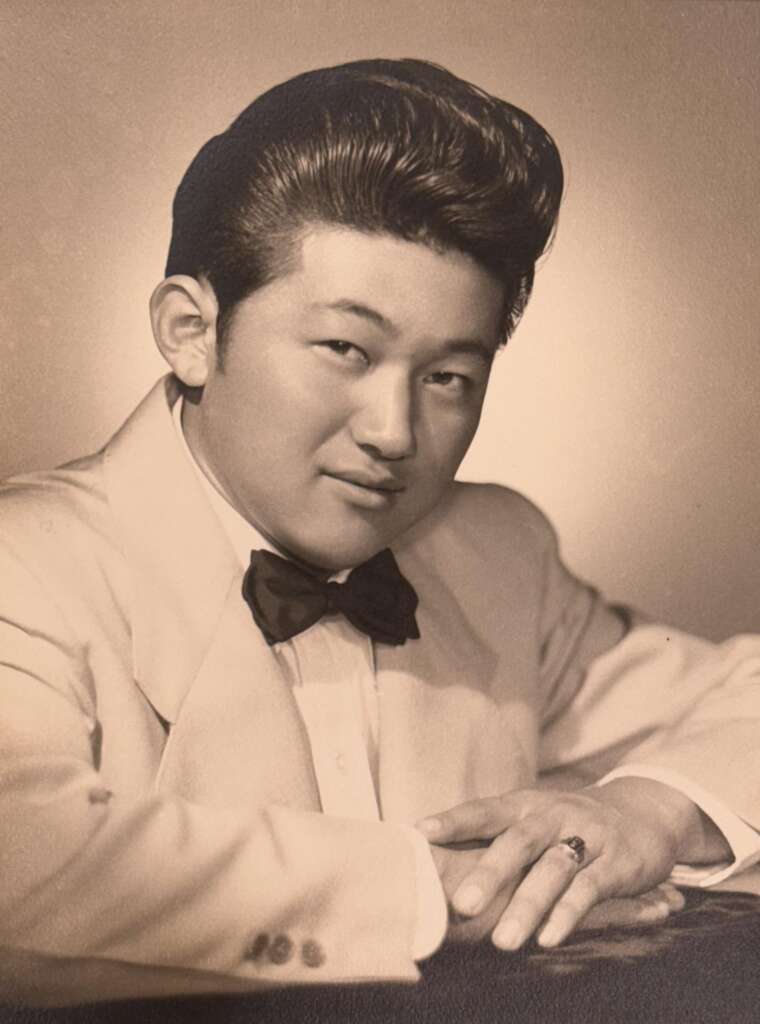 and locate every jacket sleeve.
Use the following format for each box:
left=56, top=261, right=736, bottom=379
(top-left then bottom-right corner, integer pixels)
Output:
left=0, top=540, right=419, bottom=1005
left=533, top=515, right=760, bottom=832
